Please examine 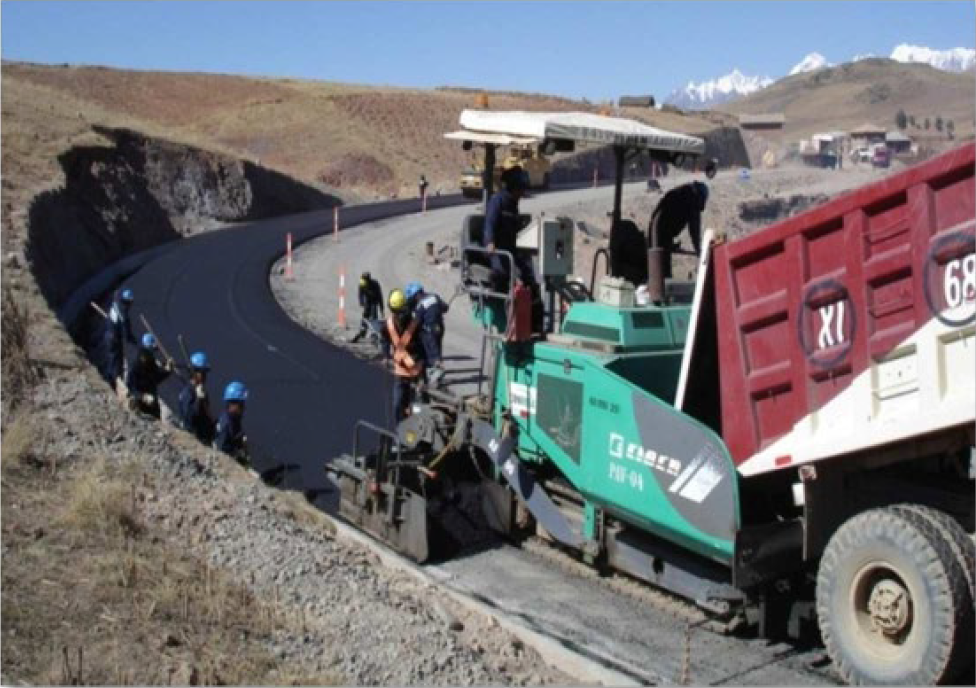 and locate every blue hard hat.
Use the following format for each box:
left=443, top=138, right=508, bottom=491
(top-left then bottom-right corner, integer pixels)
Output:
left=121, top=288, right=134, bottom=303
left=141, top=333, right=157, bottom=349
left=224, top=381, right=248, bottom=402
left=405, top=282, right=423, bottom=299
left=190, top=351, right=210, bottom=370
